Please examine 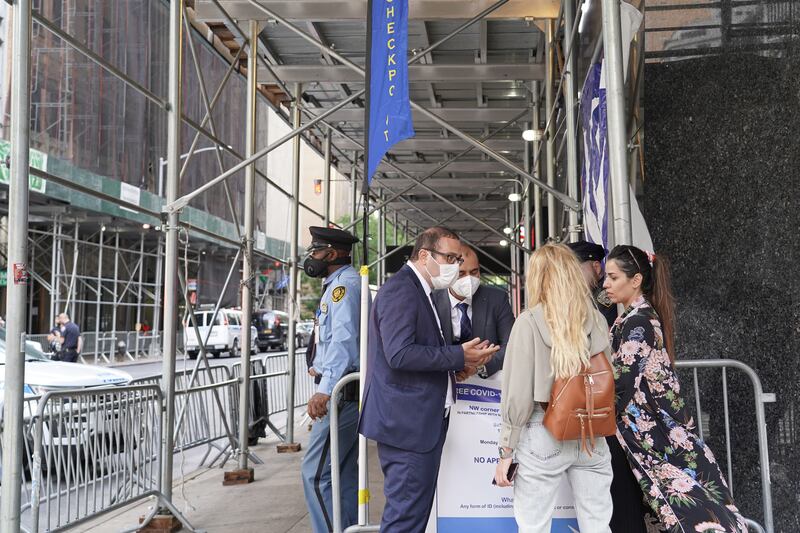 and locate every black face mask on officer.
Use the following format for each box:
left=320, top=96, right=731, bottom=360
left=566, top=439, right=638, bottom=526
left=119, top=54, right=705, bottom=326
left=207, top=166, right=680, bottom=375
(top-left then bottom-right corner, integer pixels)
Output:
left=303, top=249, right=351, bottom=278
